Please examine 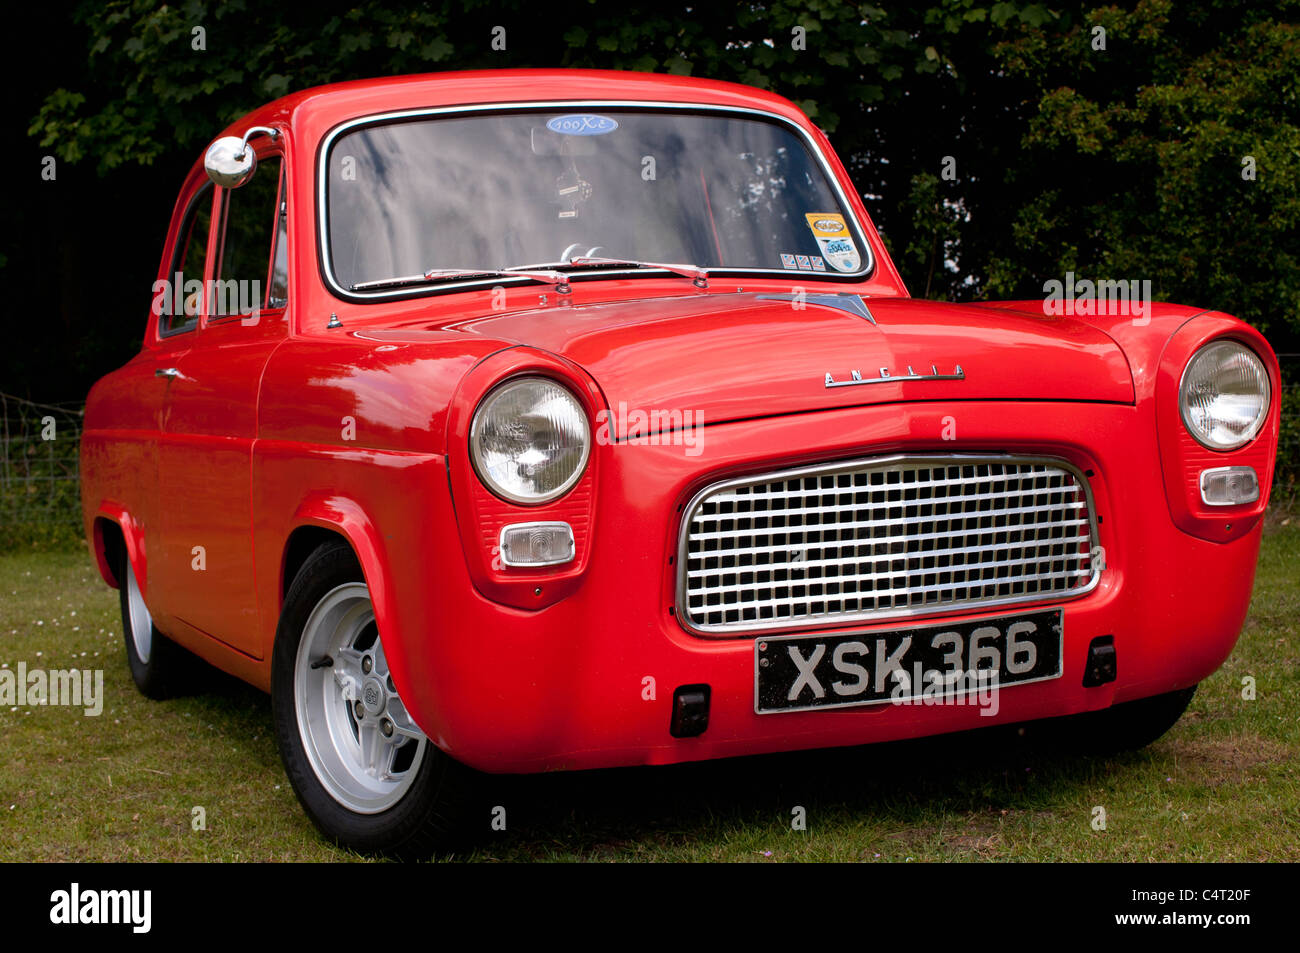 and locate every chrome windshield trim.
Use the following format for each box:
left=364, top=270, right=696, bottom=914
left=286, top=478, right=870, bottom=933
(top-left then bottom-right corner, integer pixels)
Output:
left=317, top=100, right=876, bottom=302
